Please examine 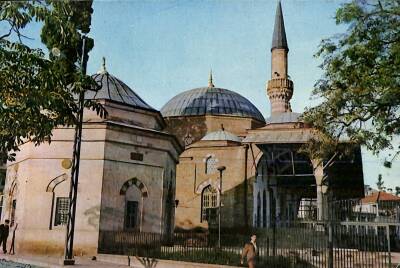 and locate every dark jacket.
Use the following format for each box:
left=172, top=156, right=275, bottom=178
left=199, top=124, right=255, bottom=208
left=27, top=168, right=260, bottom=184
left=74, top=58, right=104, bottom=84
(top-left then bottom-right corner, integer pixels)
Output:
left=0, top=224, right=10, bottom=239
